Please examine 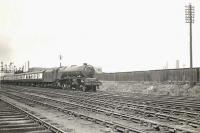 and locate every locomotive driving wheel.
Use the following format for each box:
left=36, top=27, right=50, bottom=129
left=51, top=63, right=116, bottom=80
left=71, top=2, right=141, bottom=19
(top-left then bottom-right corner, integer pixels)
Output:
left=82, top=86, right=87, bottom=92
